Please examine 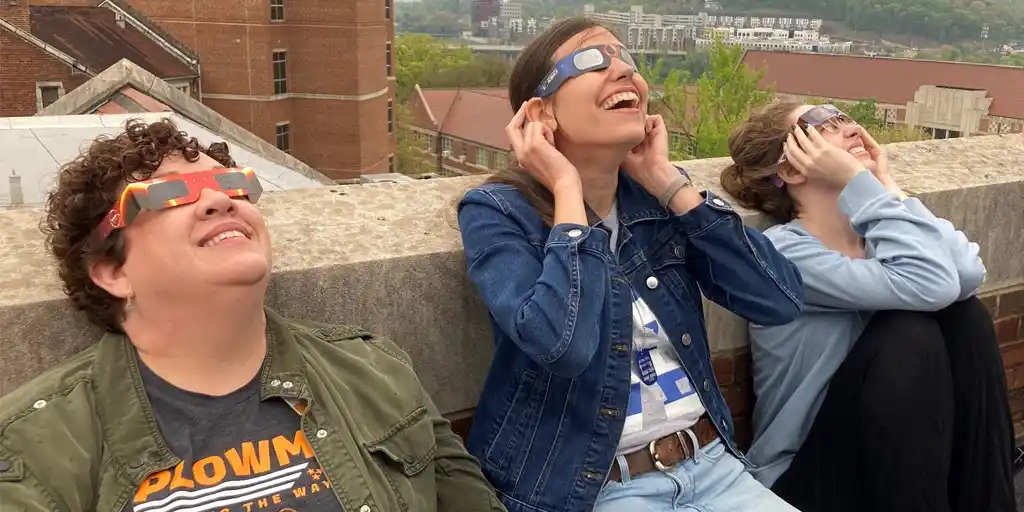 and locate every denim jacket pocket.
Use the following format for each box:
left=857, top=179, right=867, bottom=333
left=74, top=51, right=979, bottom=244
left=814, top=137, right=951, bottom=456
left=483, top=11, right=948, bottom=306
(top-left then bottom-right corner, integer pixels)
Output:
left=484, top=369, right=546, bottom=481
left=365, top=406, right=438, bottom=511
left=647, top=237, right=703, bottom=311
